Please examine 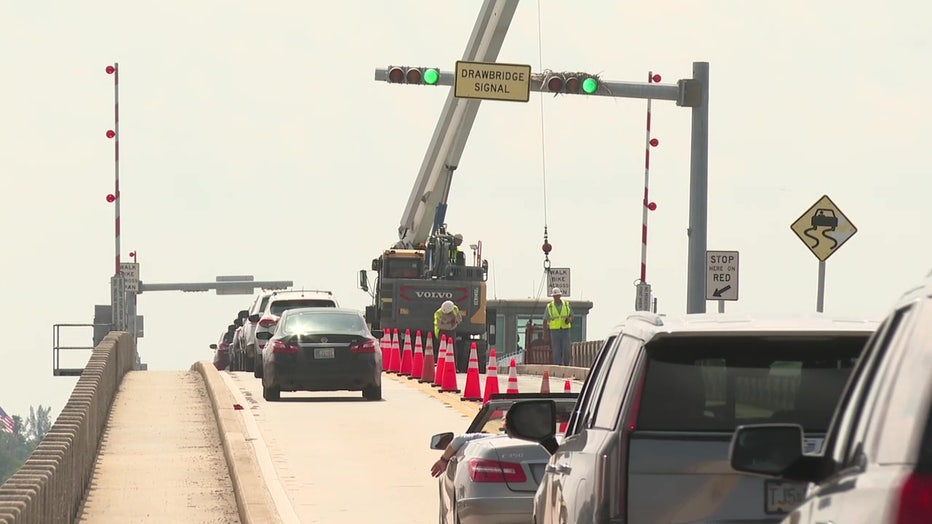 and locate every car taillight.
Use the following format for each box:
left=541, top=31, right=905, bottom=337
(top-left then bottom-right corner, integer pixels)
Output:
left=270, top=340, right=299, bottom=354
left=895, top=472, right=932, bottom=524
left=350, top=340, right=378, bottom=354
left=259, top=317, right=278, bottom=328
left=468, top=459, right=527, bottom=483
